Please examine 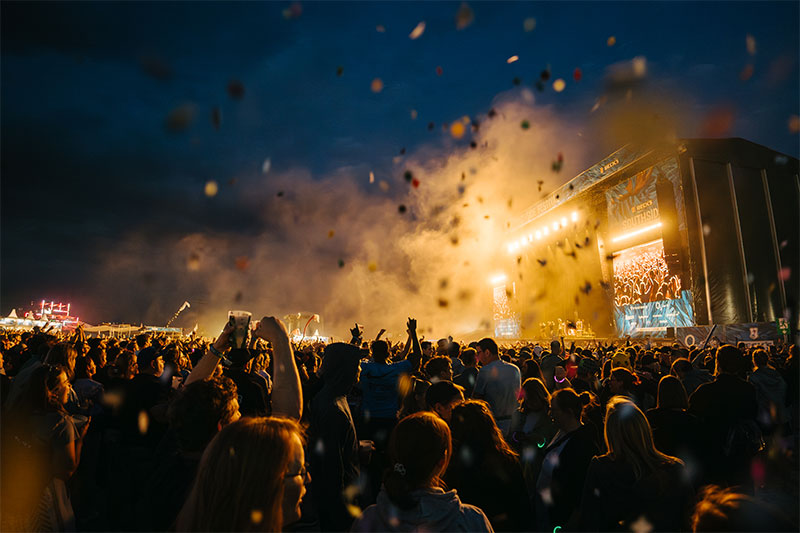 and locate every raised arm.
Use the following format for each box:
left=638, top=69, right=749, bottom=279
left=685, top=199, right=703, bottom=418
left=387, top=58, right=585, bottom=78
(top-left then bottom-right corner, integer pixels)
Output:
left=184, top=321, right=233, bottom=386
left=255, top=316, right=303, bottom=420
left=406, top=318, right=422, bottom=372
